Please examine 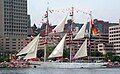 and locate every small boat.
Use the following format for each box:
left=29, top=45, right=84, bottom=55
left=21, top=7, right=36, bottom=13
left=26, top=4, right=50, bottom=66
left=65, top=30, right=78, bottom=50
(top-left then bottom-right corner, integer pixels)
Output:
left=105, top=62, right=120, bottom=68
